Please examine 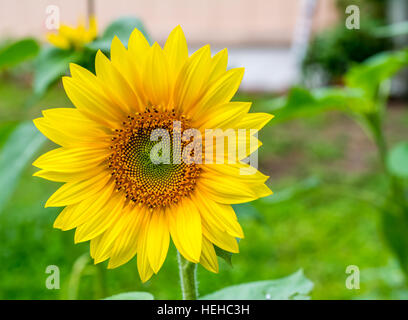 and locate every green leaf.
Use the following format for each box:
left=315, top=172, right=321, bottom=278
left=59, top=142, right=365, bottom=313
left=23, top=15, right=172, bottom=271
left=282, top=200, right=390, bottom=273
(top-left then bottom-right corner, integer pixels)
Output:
left=0, top=121, right=45, bottom=213
left=374, top=21, right=408, bottom=38
left=345, top=49, right=408, bottom=101
left=200, top=269, right=313, bottom=300
left=260, top=177, right=321, bottom=204
left=381, top=207, right=408, bottom=275
left=33, top=47, right=82, bottom=97
left=267, top=49, right=408, bottom=123
left=103, top=292, right=154, bottom=300
left=233, top=203, right=264, bottom=222
left=87, top=17, right=150, bottom=52
left=265, top=86, right=367, bottom=123
left=214, top=245, right=233, bottom=266
left=67, top=253, right=91, bottom=300
left=387, top=142, right=408, bottom=179
left=0, top=122, right=18, bottom=148
left=0, top=38, right=39, bottom=71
